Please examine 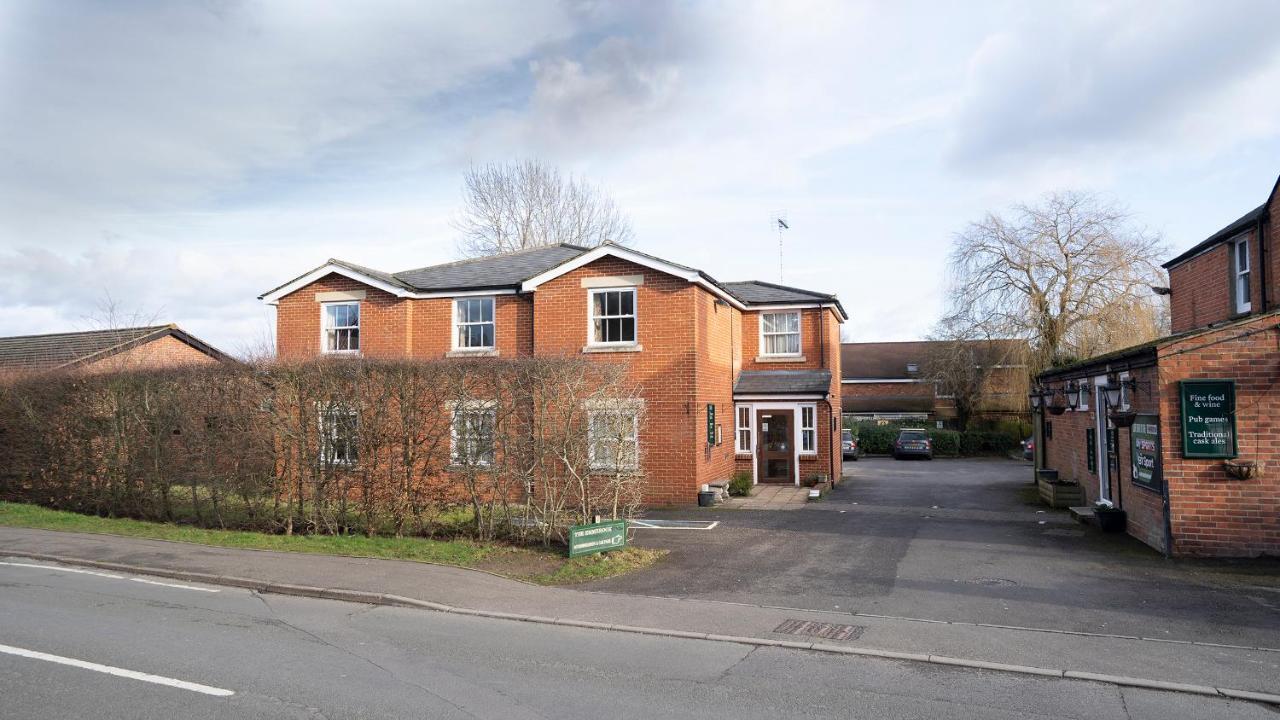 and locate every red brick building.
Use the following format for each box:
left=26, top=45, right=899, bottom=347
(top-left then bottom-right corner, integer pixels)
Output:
left=0, top=324, right=229, bottom=379
left=1036, top=173, right=1280, bottom=557
left=840, top=340, right=1028, bottom=425
left=260, top=243, right=846, bottom=505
